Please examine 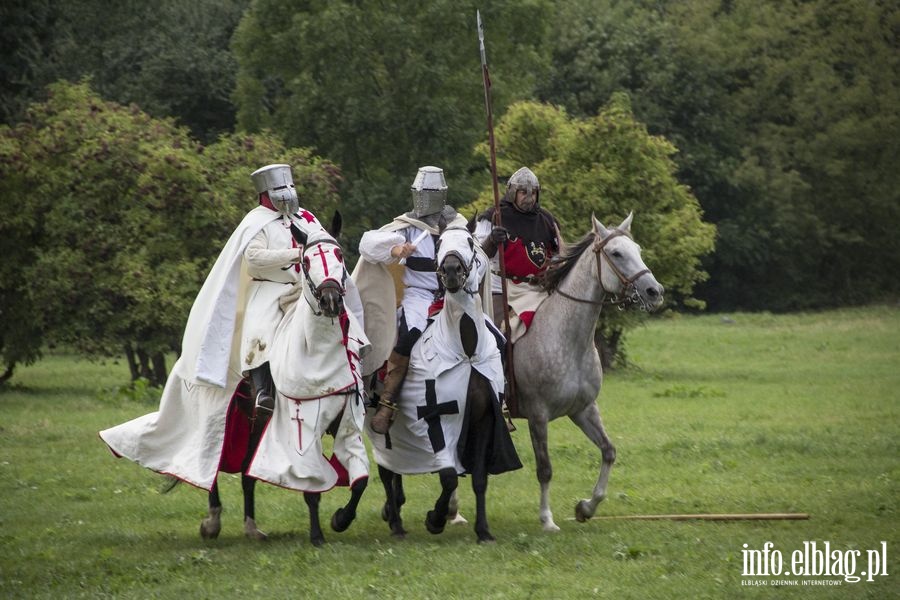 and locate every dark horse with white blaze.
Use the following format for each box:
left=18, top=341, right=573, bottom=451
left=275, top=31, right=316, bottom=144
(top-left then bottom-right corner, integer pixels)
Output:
left=512, top=212, right=664, bottom=531
left=201, top=230, right=370, bottom=546
left=368, top=227, right=521, bottom=543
